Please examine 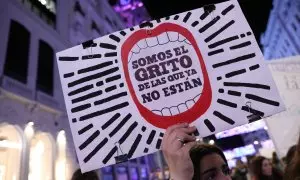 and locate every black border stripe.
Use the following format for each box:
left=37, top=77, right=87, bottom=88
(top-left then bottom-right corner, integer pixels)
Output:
left=99, top=43, right=117, bottom=50
left=174, top=15, right=179, bottom=20
left=249, top=64, right=260, bottom=71
left=146, top=130, right=156, bottom=145
left=68, top=84, right=94, bottom=96
left=192, top=21, right=199, bottom=27
left=128, top=134, right=142, bottom=158
left=230, top=41, right=251, bottom=50
left=221, top=4, right=235, bottom=15
left=208, top=49, right=224, bottom=56
left=96, top=81, right=104, bottom=87
left=224, top=82, right=271, bottom=90
left=102, top=146, right=118, bottom=164
left=94, top=92, right=128, bottom=106
left=245, top=94, right=280, bottom=106
left=205, top=20, right=235, bottom=43
left=68, top=67, right=119, bottom=87
left=79, top=130, right=100, bottom=150
left=101, top=113, right=121, bottom=130
left=82, top=54, right=102, bottom=60
left=78, top=61, right=113, bottom=74
left=80, top=102, right=129, bottom=121
left=225, top=69, right=247, bottom=78
left=241, top=106, right=265, bottom=117
left=119, top=122, right=138, bottom=144
left=109, top=34, right=121, bottom=42
left=78, top=124, right=93, bottom=135
left=204, top=119, right=215, bottom=132
left=120, top=31, right=126, bottom=36
left=64, top=72, right=74, bottom=78
left=105, top=52, right=118, bottom=57
left=106, top=74, right=121, bottom=83
left=217, top=99, right=237, bottom=108
left=59, top=56, right=79, bottom=61
left=200, top=11, right=209, bottom=20
left=213, top=111, right=235, bottom=125
left=156, top=139, right=162, bottom=149
left=83, top=138, right=108, bottom=163
left=208, top=35, right=239, bottom=49
left=105, top=85, right=117, bottom=93
left=212, top=53, right=256, bottom=68
left=71, top=104, right=91, bottom=113
left=72, top=90, right=103, bottom=104
left=109, top=113, right=132, bottom=137
left=228, top=90, right=242, bottom=97
left=183, top=12, right=192, bottom=22
left=199, top=16, right=220, bottom=33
